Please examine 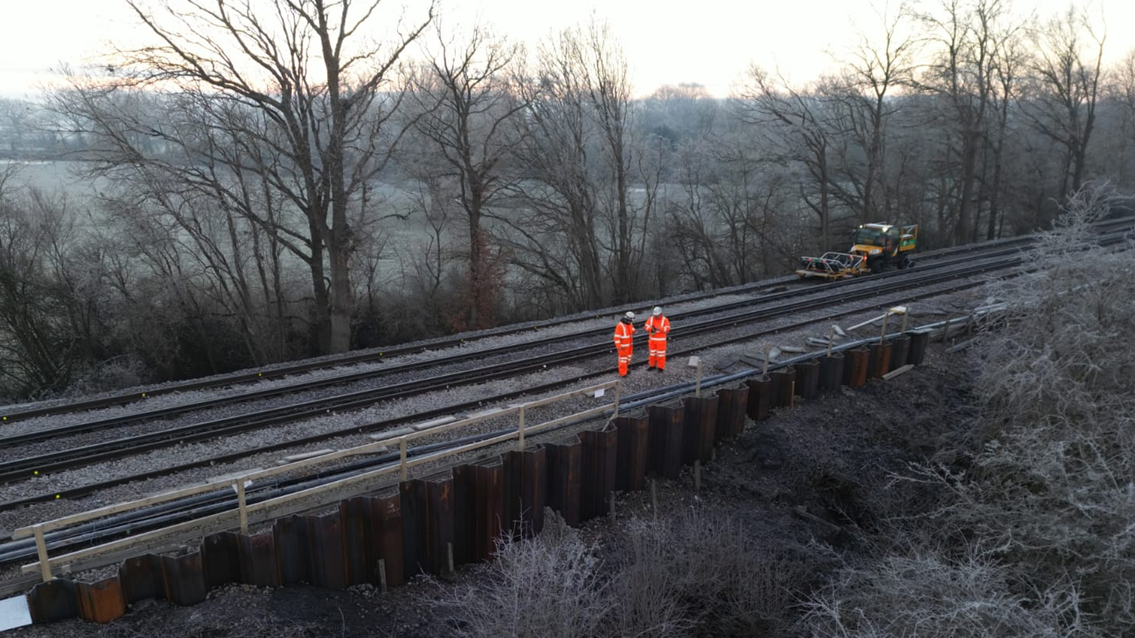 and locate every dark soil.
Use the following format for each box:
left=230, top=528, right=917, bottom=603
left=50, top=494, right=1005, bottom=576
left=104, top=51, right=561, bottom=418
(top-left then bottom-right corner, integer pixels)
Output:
left=10, top=348, right=975, bottom=638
